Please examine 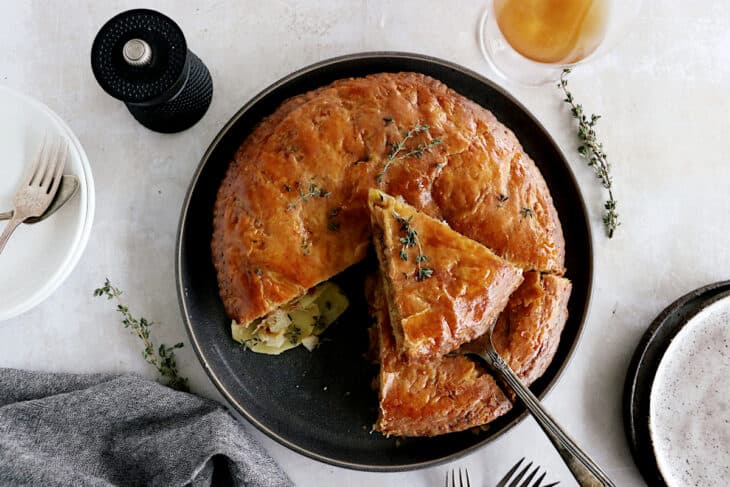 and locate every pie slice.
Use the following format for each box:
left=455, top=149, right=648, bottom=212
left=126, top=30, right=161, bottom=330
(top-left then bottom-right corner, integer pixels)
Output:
left=366, top=276, right=511, bottom=437
left=492, top=271, right=572, bottom=385
left=367, top=270, right=572, bottom=437
left=367, top=189, right=524, bottom=361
